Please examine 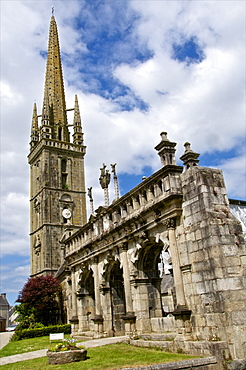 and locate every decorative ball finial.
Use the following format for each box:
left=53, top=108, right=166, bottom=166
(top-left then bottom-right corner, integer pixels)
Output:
left=160, top=132, right=168, bottom=141
left=184, top=142, right=191, bottom=152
